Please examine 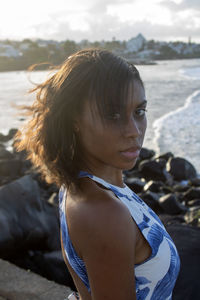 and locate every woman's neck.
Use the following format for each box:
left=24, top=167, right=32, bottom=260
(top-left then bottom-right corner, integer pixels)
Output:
left=82, top=167, right=124, bottom=188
